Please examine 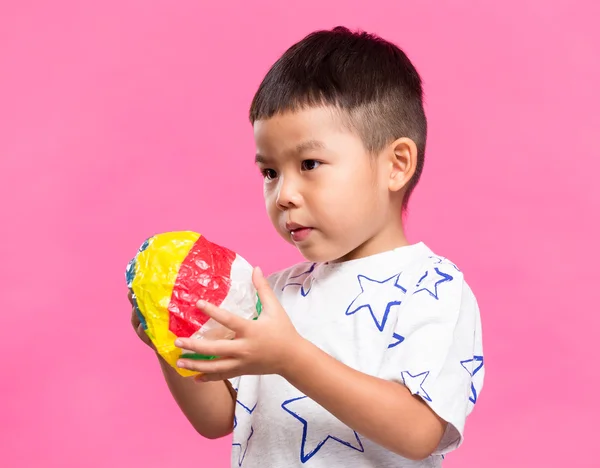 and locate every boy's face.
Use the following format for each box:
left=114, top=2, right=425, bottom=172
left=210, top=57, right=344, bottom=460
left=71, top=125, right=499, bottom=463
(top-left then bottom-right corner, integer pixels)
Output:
left=253, top=106, right=406, bottom=263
